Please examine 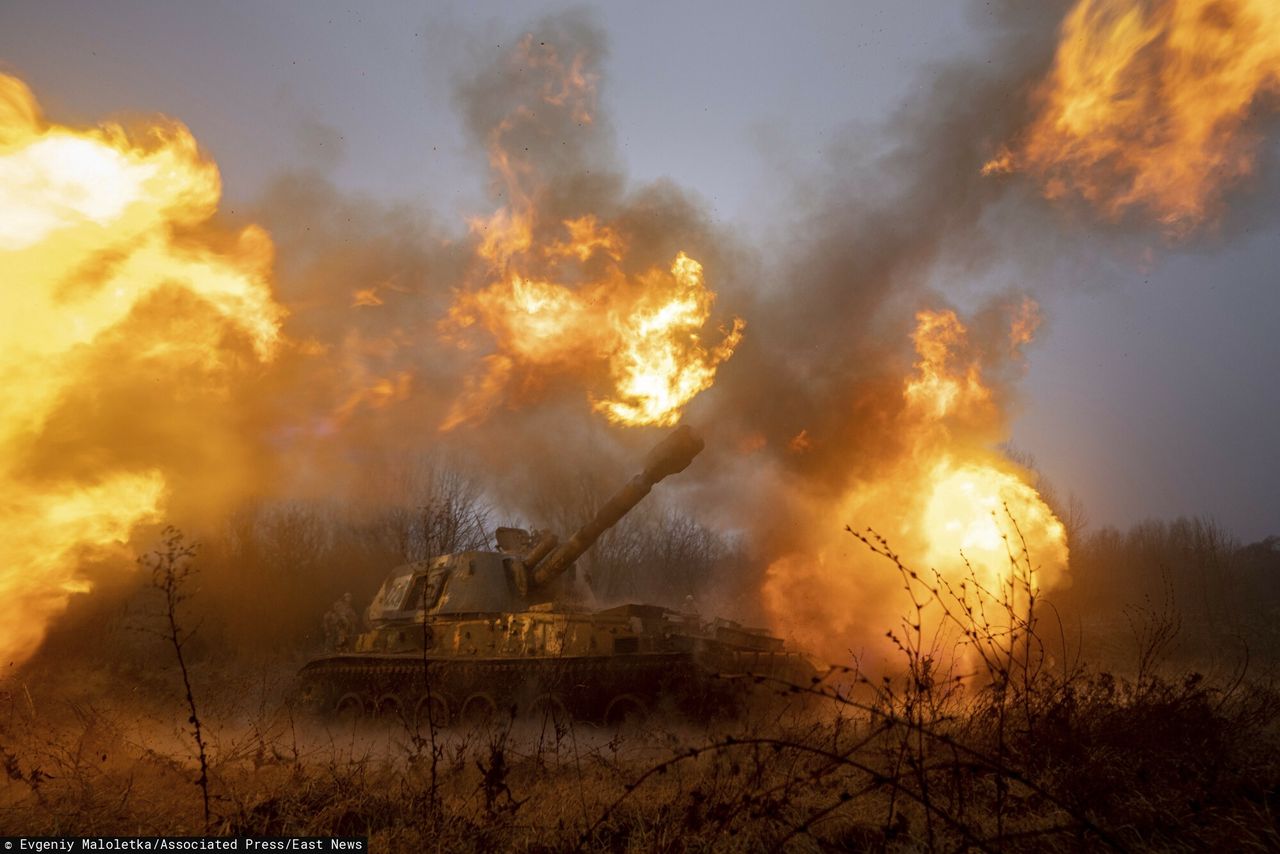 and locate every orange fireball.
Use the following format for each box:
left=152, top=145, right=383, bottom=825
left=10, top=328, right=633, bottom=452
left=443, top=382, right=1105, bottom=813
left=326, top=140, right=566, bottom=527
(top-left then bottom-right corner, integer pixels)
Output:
left=986, top=0, right=1280, bottom=233
left=439, top=37, right=742, bottom=431
left=763, top=304, right=1067, bottom=665
left=0, top=75, right=286, bottom=669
